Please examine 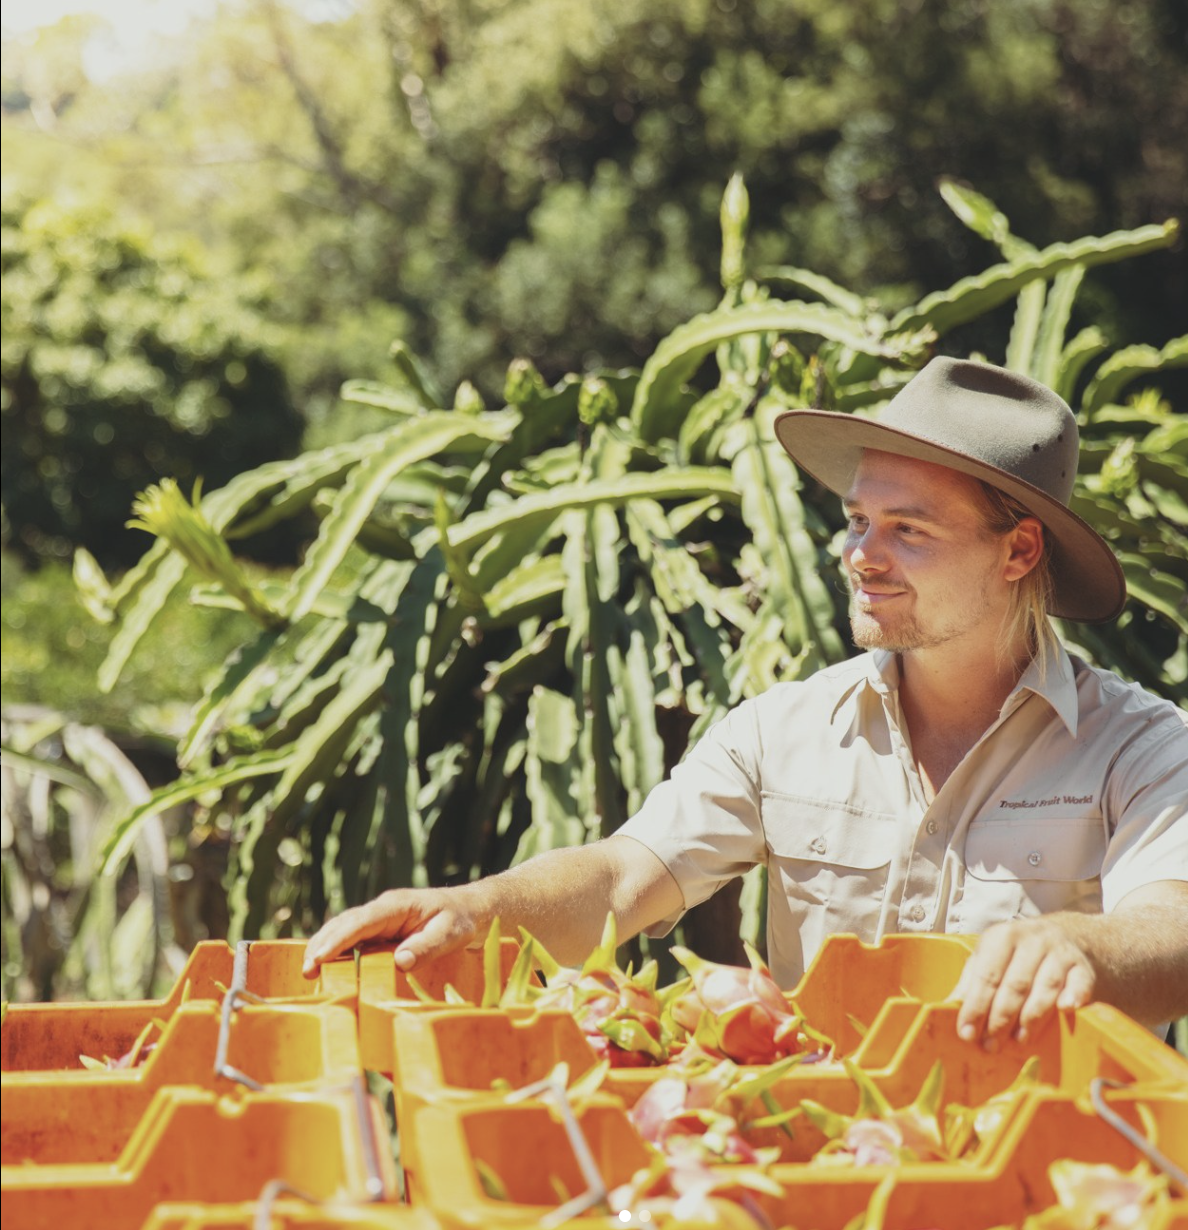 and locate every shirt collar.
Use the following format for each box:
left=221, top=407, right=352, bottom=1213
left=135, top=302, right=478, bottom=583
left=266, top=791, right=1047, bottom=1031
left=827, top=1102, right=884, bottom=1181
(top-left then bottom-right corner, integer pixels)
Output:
left=1007, top=626, right=1080, bottom=737
left=828, top=650, right=897, bottom=724
left=827, top=635, right=1079, bottom=736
